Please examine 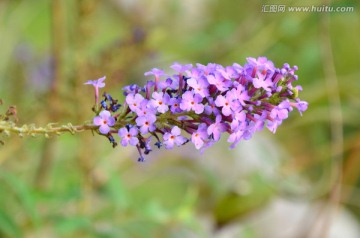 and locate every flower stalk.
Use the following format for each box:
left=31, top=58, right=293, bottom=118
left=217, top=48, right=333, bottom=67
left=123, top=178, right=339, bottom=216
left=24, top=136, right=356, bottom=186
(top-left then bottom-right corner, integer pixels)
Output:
left=1, top=57, right=308, bottom=162
left=0, top=121, right=98, bottom=137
